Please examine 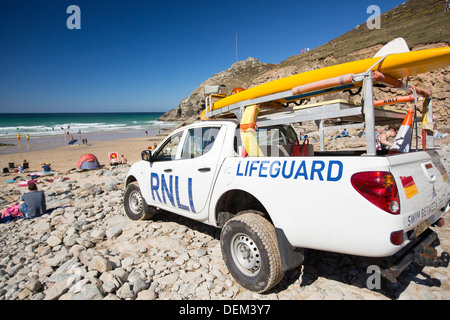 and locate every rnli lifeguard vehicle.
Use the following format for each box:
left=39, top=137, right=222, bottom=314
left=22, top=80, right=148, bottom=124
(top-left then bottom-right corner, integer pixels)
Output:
left=124, top=39, right=450, bottom=292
